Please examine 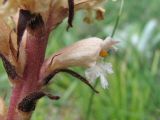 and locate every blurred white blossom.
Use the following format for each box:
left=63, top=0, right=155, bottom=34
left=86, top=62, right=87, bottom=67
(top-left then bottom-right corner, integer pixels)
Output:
left=85, top=62, right=114, bottom=89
